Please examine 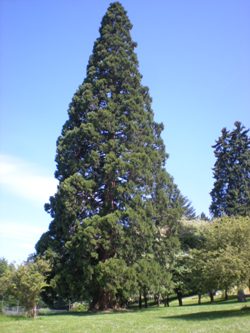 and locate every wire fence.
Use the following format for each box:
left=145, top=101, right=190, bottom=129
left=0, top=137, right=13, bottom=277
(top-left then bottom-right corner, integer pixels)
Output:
left=2, top=306, right=26, bottom=316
